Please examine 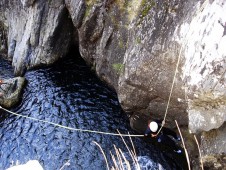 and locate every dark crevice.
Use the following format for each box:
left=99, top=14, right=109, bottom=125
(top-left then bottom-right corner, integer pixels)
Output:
left=0, top=21, right=8, bottom=56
